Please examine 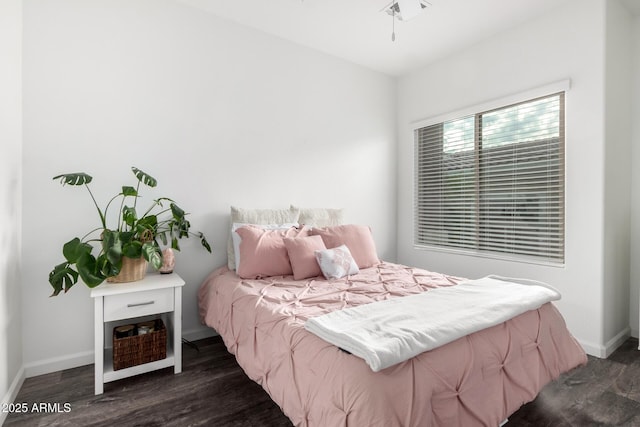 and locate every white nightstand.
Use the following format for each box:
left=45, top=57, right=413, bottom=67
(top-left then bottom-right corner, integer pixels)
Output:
left=90, top=273, right=185, bottom=395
